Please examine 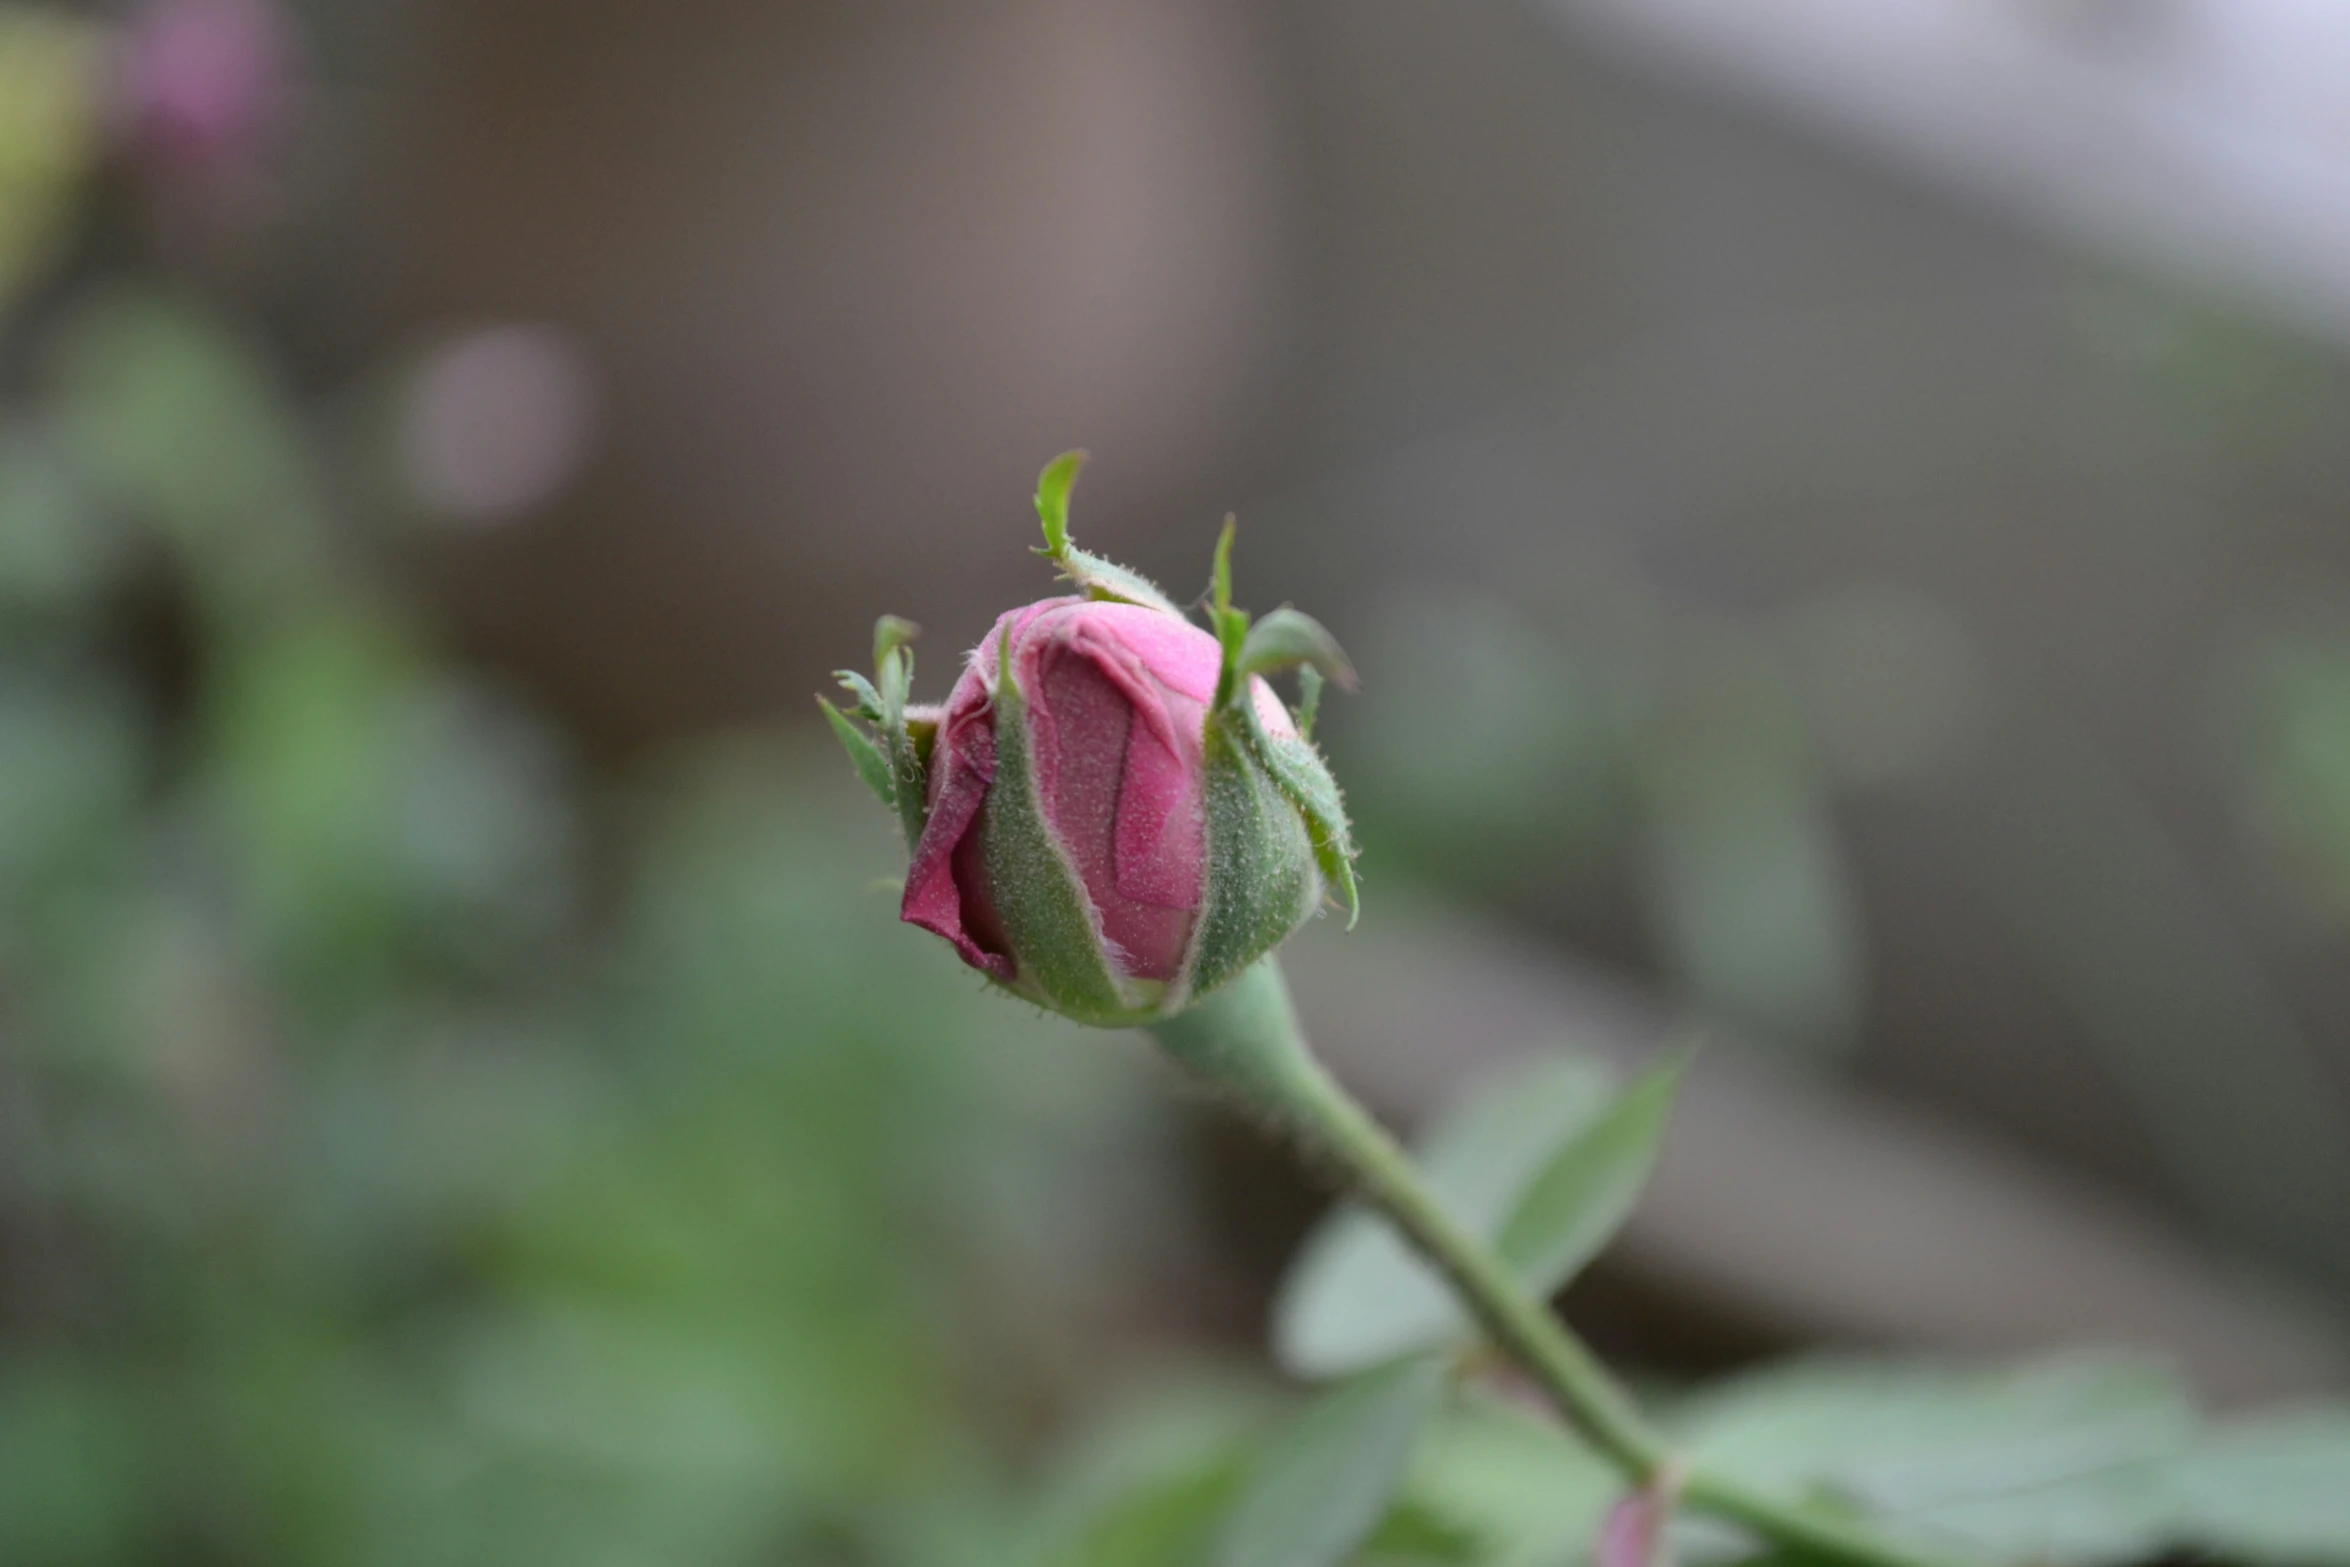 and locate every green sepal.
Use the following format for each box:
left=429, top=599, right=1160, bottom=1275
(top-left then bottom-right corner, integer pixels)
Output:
left=1192, top=518, right=1358, bottom=929
left=1035, top=450, right=1085, bottom=557
left=873, top=625, right=929, bottom=852
left=1182, top=709, right=1323, bottom=1005
left=1031, top=449, right=1185, bottom=617
left=1238, top=697, right=1360, bottom=928
left=827, top=617, right=931, bottom=852
left=906, top=710, right=938, bottom=776
left=833, top=668, right=886, bottom=721
left=1237, top=609, right=1356, bottom=692
left=1295, top=666, right=1325, bottom=742
left=819, top=695, right=897, bottom=812
left=1207, top=518, right=1251, bottom=710
left=873, top=614, right=920, bottom=669
left=877, top=650, right=911, bottom=719
left=980, top=635, right=1148, bottom=1025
